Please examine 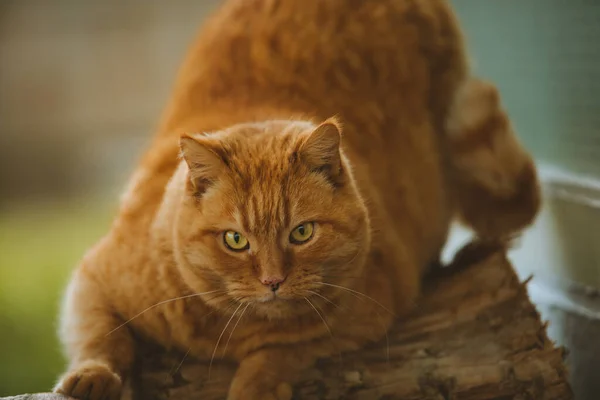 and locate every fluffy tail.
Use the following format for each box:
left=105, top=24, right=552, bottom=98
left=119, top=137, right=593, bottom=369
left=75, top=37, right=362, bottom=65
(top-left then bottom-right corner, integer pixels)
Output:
left=445, top=78, right=541, bottom=239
